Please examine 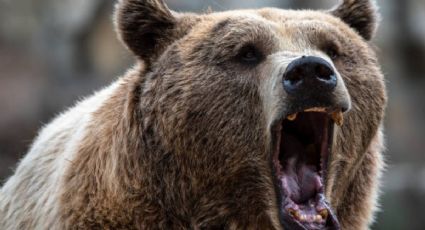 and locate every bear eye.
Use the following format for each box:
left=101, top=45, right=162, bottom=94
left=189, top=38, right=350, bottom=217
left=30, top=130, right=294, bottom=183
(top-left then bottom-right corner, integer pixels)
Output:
left=237, top=44, right=263, bottom=65
left=324, top=43, right=341, bottom=60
